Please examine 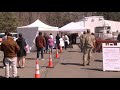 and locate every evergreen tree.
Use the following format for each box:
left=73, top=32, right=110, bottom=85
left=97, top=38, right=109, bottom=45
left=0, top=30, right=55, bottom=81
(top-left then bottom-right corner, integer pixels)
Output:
left=0, top=12, right=19, bottom=32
